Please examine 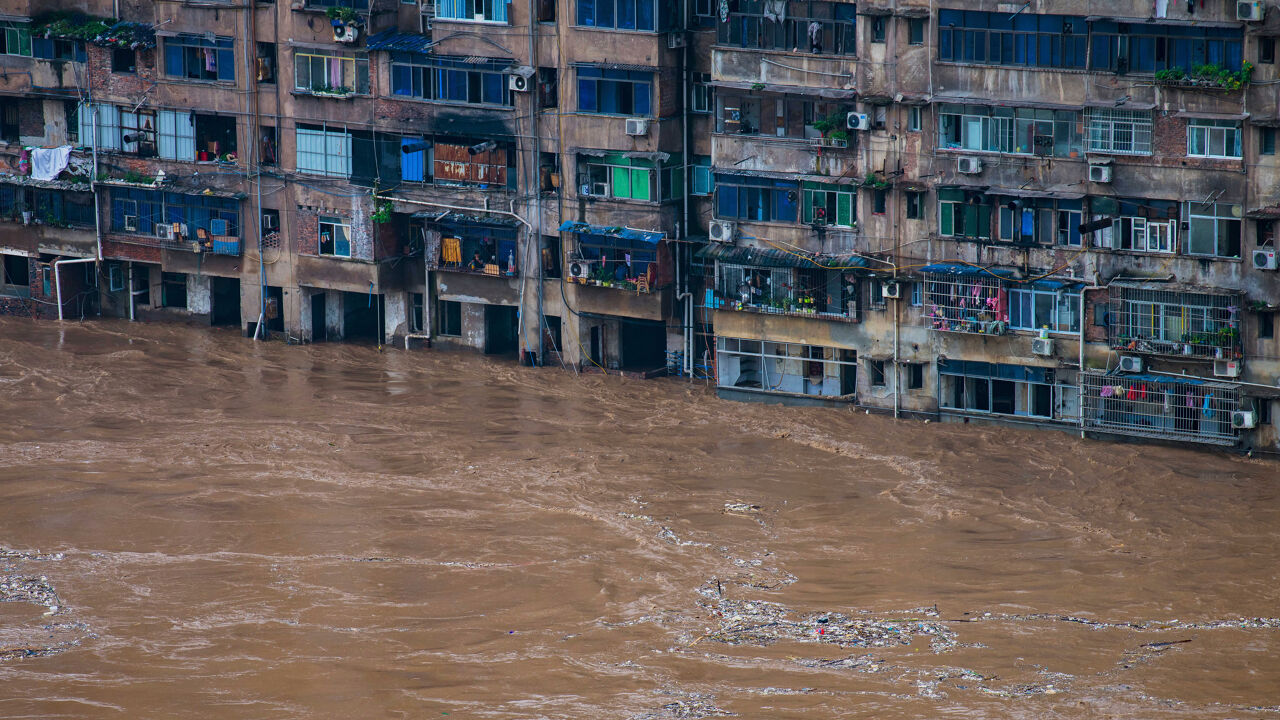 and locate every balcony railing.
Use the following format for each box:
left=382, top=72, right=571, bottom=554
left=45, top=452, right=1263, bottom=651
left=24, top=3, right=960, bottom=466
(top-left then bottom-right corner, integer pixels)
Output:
left=113, top=232, right=241, bottom=256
